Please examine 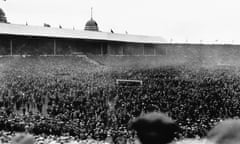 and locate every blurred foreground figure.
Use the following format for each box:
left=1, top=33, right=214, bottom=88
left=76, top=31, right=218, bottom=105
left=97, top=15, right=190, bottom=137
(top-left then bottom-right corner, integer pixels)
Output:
left=12, top=133, right=35, bottom=144
left=130, top=112, right=179, bottom=144
left=175, top=119, right=240, bottom=144
left=207, top=119, right=240, bottom=144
